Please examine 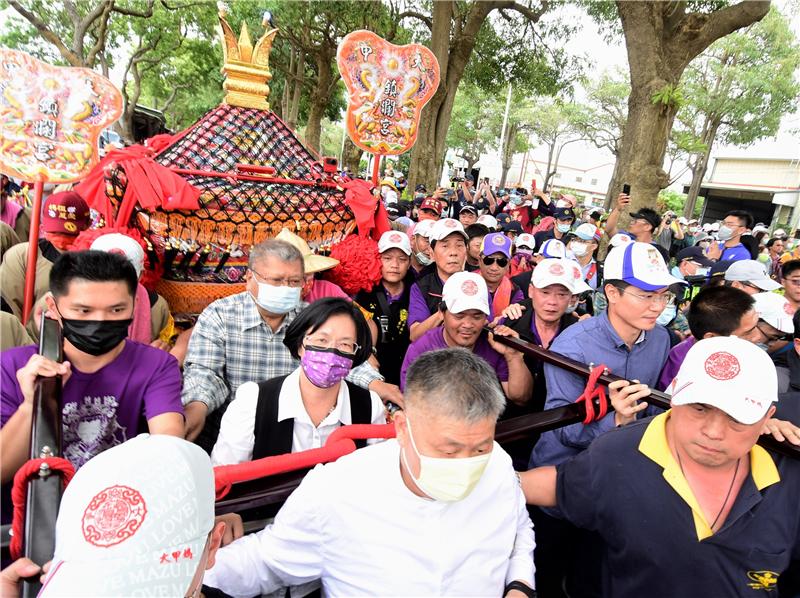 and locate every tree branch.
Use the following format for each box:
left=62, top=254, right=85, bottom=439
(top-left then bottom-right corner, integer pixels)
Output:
left=397, top=10, right=433, bottom=30
left=111, top=0, right=155, bottom=18
left=8, top=0, right=83, bottom=66
left=494, top=0, right=550, bottom=24
left=85, top=0, right=115, bottom=68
